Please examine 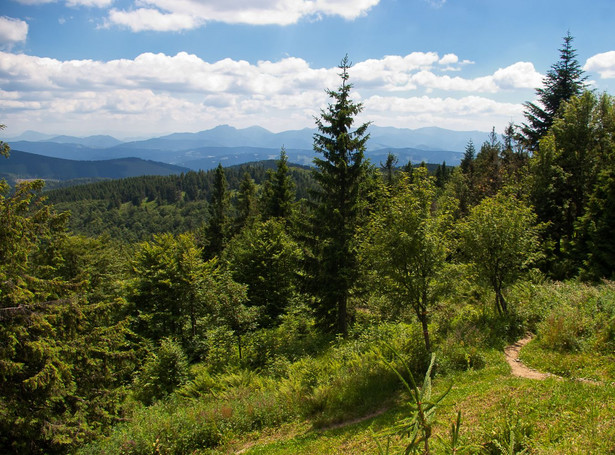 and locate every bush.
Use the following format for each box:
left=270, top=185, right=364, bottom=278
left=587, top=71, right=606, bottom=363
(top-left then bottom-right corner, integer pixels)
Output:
left=132, top=338, right=190, bottom=405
